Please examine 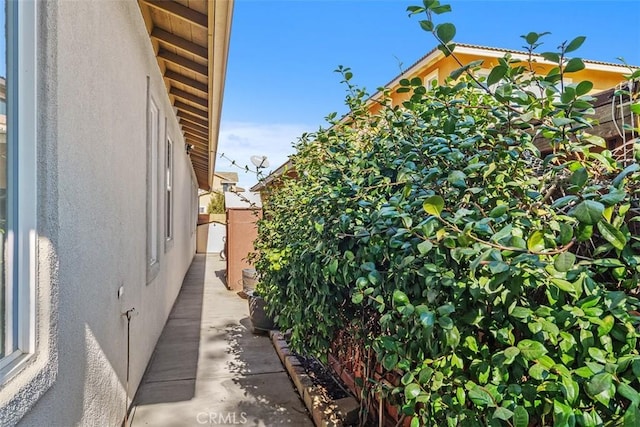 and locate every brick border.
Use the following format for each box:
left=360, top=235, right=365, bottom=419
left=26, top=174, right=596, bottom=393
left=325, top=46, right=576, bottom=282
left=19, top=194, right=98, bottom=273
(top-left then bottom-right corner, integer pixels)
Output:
left=269, top=331, right=359, bottom=427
